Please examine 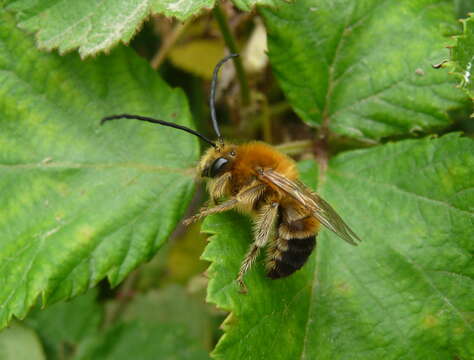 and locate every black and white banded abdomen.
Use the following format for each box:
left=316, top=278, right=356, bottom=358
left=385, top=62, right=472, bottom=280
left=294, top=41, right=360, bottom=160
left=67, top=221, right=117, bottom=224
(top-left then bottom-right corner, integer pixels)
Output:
left=266, top=209, right=318, bottom=279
